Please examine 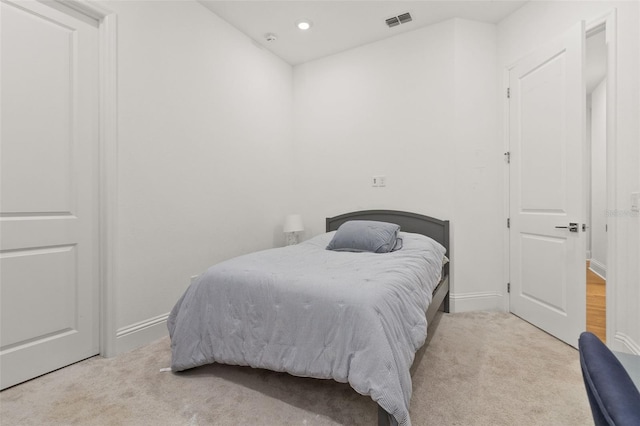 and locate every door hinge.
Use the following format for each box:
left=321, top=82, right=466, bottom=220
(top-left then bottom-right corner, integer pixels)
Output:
left=507, top=218, right=510, bottom=228
left=507, top=87, right=511, bottom=98
left=504, top=151, right=511, bottom=163
left=507, top=283, right=511, bottom=293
